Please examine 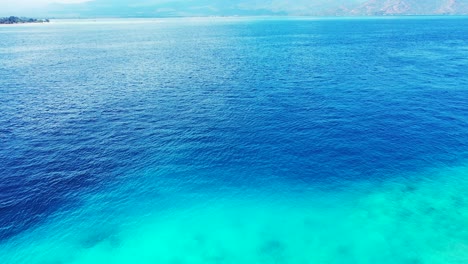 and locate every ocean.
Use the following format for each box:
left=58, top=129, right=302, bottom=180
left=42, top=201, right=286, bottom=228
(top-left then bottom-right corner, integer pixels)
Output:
left=0, top=17, right=467, bottom=263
